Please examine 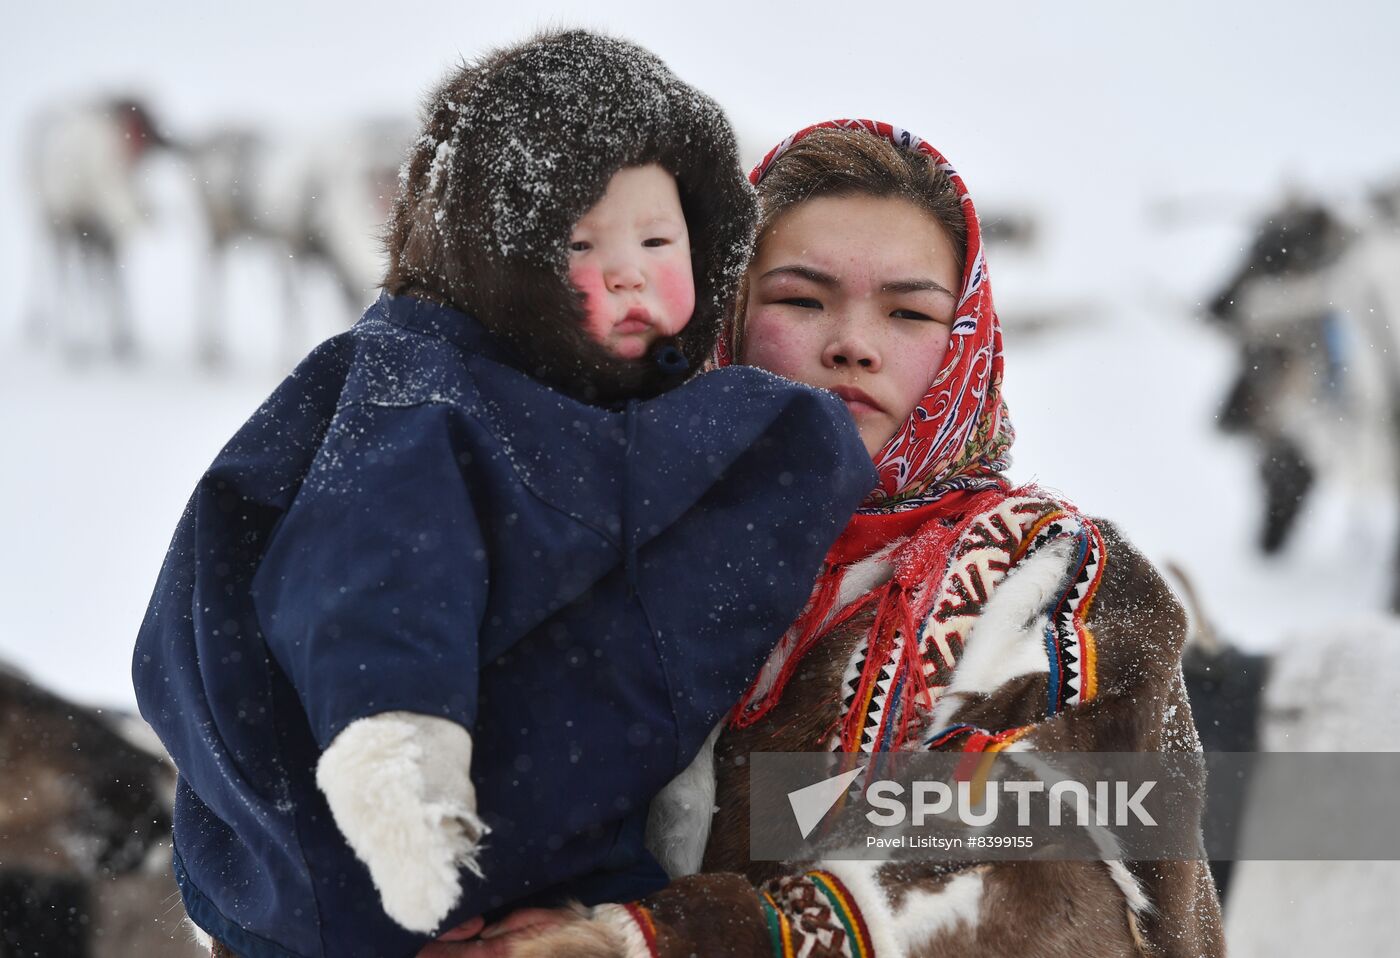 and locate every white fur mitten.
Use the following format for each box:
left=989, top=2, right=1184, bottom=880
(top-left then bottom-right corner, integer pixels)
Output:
left=316, top=711, right=489, bottom=933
